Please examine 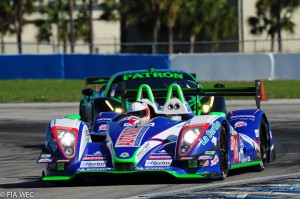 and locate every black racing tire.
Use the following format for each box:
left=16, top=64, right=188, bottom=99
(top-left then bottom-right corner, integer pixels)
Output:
left=253, top=117, right=268, bottom=172
left=218, top=125, right=229, bottom=180
left=79, top=101, right=86, bottom=122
